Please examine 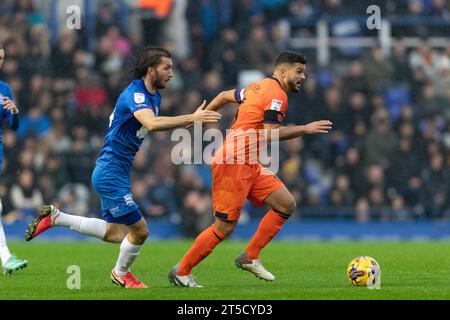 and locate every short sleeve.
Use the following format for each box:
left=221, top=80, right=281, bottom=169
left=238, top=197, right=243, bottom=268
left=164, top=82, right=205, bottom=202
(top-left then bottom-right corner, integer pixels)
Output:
left=1, top=83, right=19, bottom=129
left=262, top=88, right=288, bottom=125
left=4, top=83, right=14, bottom=101
left=129, top=92, right=156, bottom=114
